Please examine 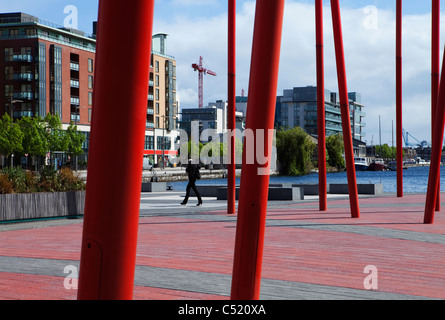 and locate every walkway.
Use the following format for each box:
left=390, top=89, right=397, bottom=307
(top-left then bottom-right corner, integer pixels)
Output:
left=0, top=192, right=444, bottom=300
